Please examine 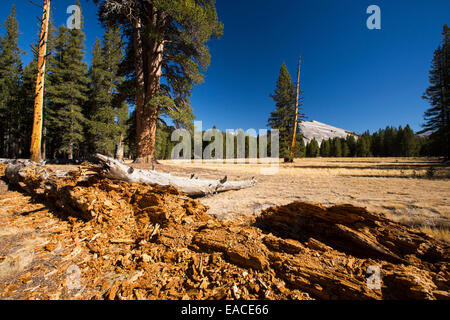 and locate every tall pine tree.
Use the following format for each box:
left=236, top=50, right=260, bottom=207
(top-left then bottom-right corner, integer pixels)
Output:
left=87, top=25, right=126, bottom=156
left=268, top=63, right=296, bottom=160
left=401, top=125, right=419, bottom=157
left=46, top=1, right=89, bottom=159
left=331, top=138, right=342, bottom=157
left=94, top=0, right=223, bottom=163
left=420, top=25, right=450, bottom=160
